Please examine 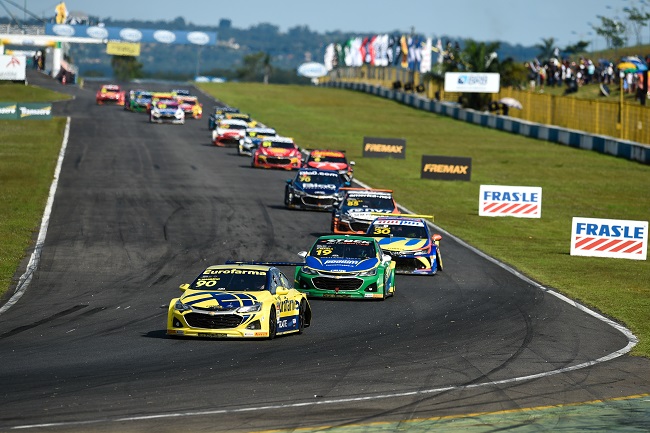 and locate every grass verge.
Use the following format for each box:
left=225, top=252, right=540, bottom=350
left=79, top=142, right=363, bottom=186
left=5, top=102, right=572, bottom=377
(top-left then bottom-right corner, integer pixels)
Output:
left=0, top=82, right=68, bottom=298
left=199, top=82, right=650, bottom=356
